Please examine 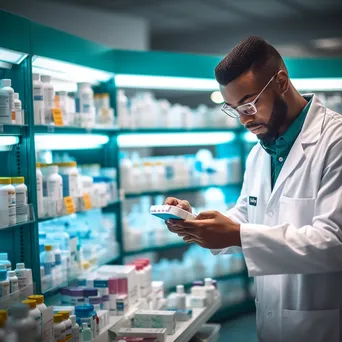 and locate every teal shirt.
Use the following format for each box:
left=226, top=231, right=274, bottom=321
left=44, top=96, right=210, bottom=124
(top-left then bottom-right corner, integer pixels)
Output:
left=261, top=98, right=312, bottom=188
